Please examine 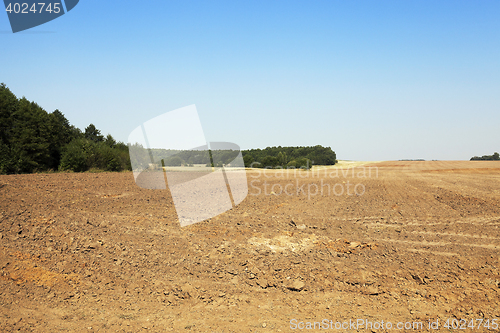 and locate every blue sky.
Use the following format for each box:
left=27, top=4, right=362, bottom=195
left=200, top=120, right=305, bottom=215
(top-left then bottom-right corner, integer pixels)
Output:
left=1, top=0, right=499, bottom=160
